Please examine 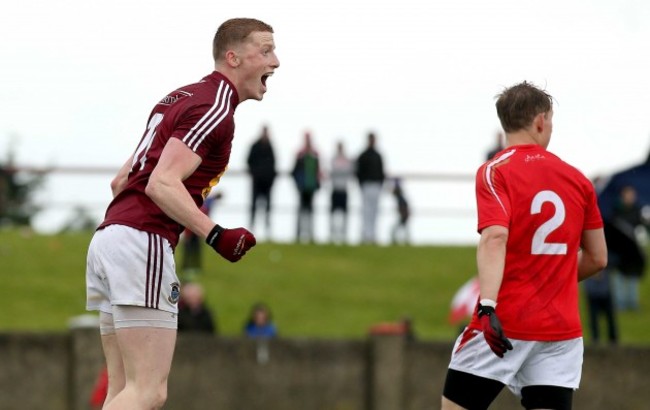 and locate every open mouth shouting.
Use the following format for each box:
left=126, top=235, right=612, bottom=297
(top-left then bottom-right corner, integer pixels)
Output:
left=261, top=72, right=273, bottom=91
